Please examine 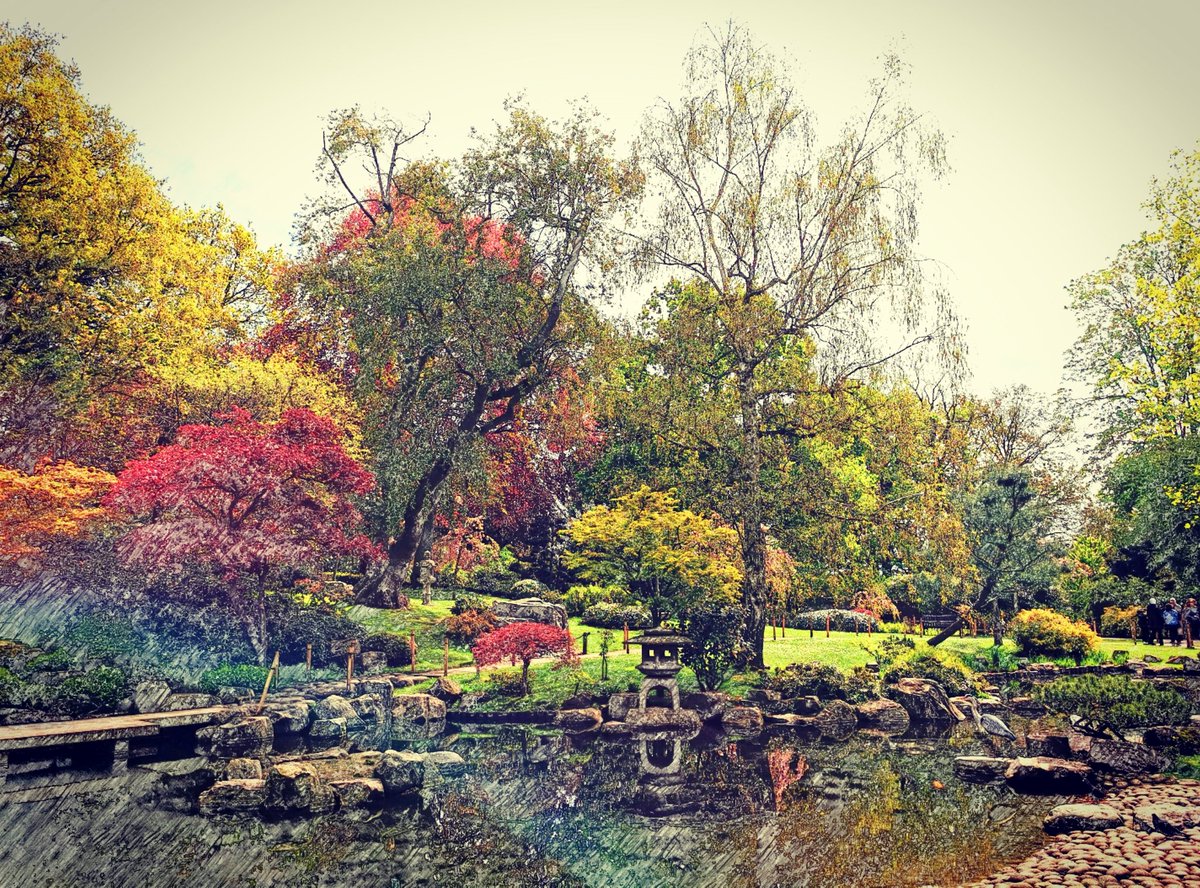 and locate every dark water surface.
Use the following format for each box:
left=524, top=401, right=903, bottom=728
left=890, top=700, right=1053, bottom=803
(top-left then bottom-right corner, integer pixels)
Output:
left=0, top=721, right=1060, bottom=888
